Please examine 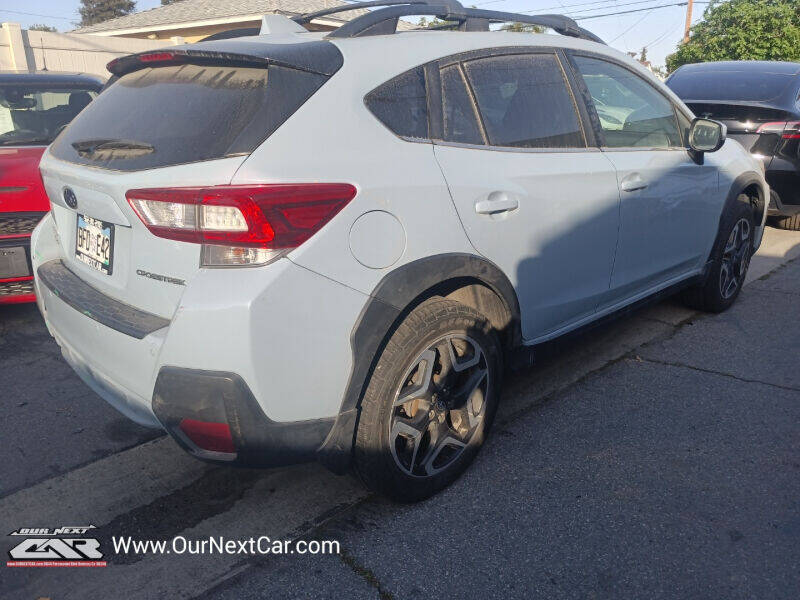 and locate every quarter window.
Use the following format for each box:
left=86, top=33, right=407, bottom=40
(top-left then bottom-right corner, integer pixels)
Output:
left=365, top=66, right=429, bottom=139
left=440, top=64, right=484, bottom=145
left=461, top=53, right=585, bottom=149
left=572, top=56, right=681, bottom=149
